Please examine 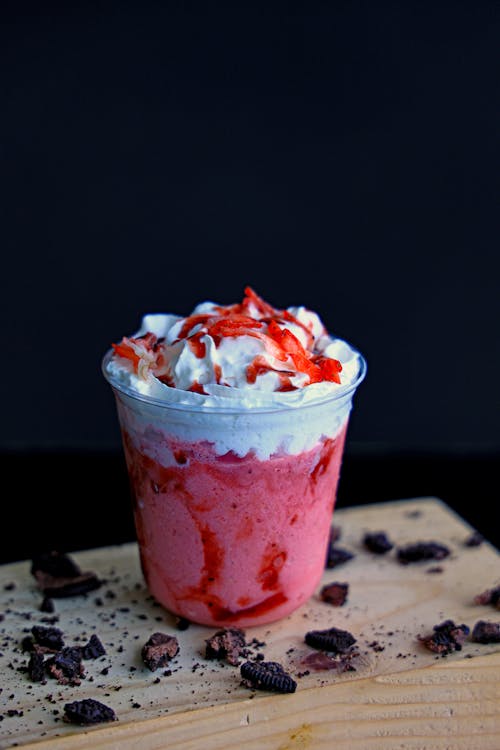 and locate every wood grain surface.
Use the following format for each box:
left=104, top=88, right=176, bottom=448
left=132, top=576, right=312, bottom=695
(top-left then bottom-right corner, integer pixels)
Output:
left=1, top=497, right=499, bottom=749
